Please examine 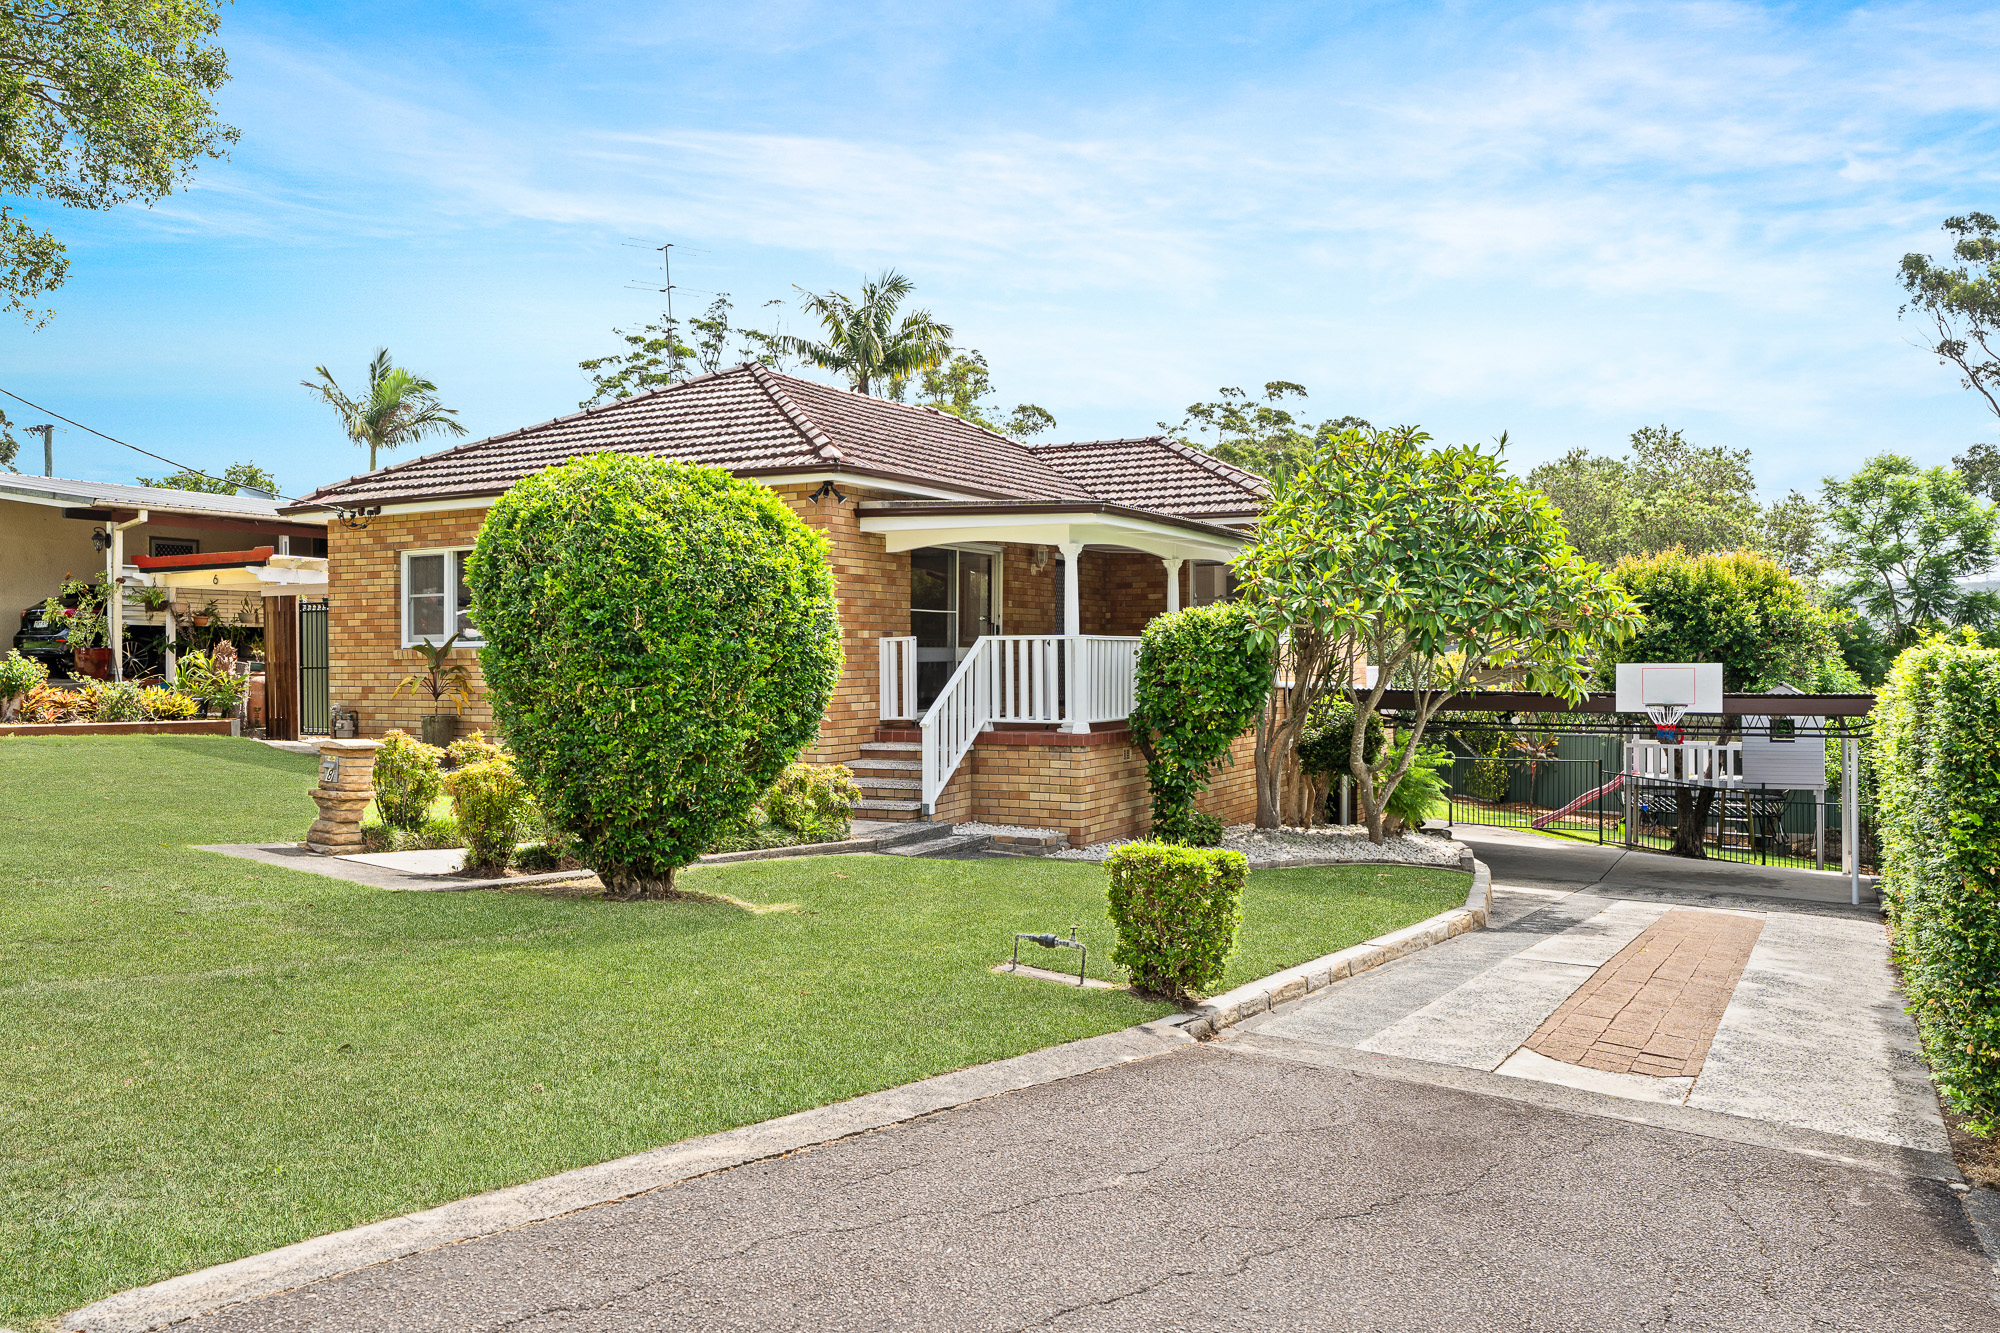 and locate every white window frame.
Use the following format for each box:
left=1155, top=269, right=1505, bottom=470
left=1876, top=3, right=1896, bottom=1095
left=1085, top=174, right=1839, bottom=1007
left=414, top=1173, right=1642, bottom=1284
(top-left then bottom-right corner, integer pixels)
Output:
left=400, top=547, right=483, bottom=648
